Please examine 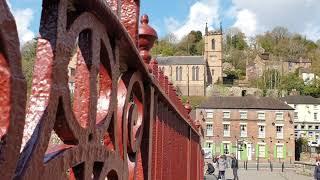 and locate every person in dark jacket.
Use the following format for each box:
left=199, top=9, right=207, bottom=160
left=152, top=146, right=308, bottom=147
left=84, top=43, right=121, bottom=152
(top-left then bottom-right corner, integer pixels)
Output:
left=231, top=153, right=239, bottom=180
left=315, top=158, right=320, bottom=180
left=206, top=162, right=215, bottom=175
